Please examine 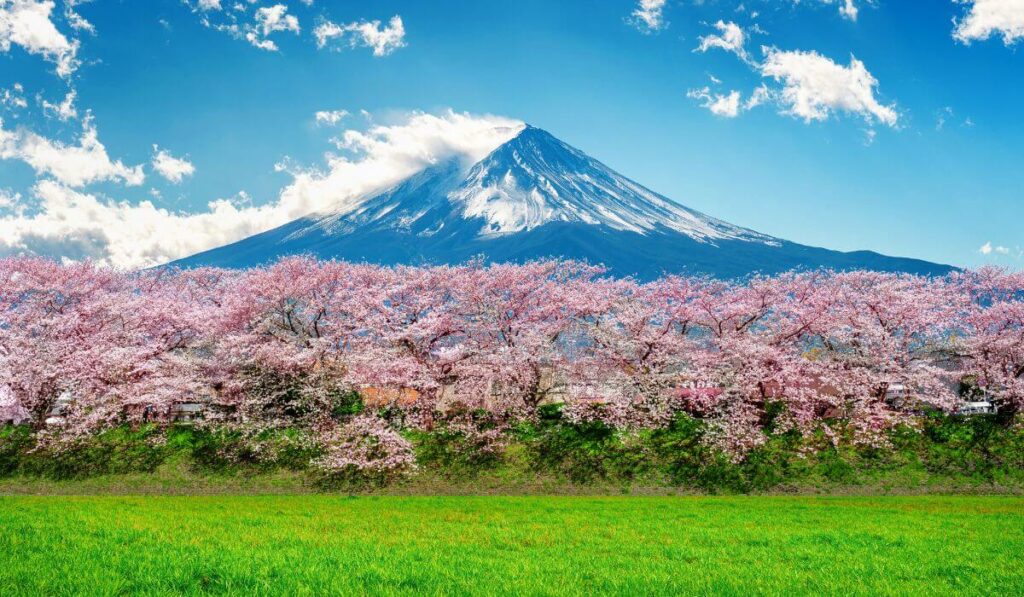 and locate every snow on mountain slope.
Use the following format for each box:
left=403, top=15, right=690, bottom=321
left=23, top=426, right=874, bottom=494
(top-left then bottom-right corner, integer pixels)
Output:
left=449, top=126, right=774, bottom=243
left=287, top=125, right=775, bottom=247
left=172, top=125, right=954, bottom=279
